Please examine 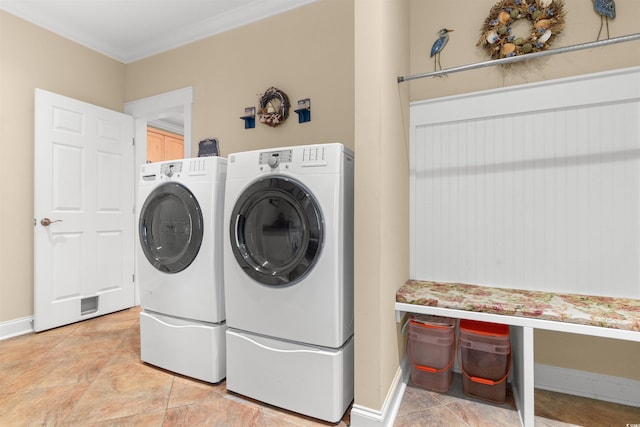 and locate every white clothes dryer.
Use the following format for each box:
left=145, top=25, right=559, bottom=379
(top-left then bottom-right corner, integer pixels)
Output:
left=223, top=143, right=354, bottom=422
left=137, top=157, right=226, bottom=383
